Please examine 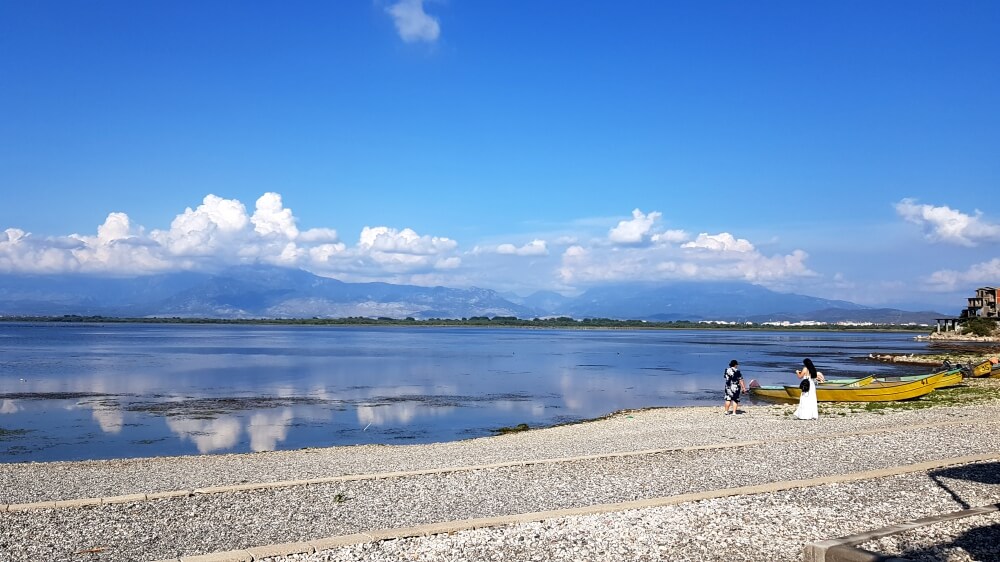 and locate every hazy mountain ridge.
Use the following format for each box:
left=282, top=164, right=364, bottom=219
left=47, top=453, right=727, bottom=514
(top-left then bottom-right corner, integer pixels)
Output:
left=0, top=266, right=945, bottom=323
